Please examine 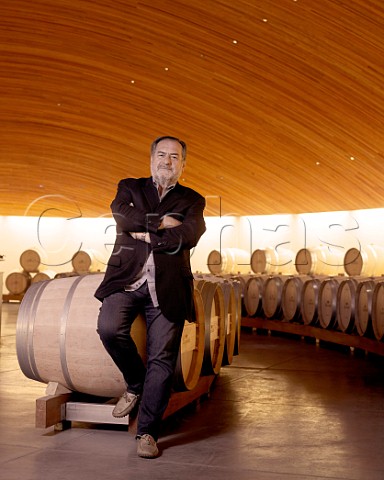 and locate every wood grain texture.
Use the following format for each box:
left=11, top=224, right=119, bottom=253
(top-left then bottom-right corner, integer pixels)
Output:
left=1, top=0, right=384, bottom=217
